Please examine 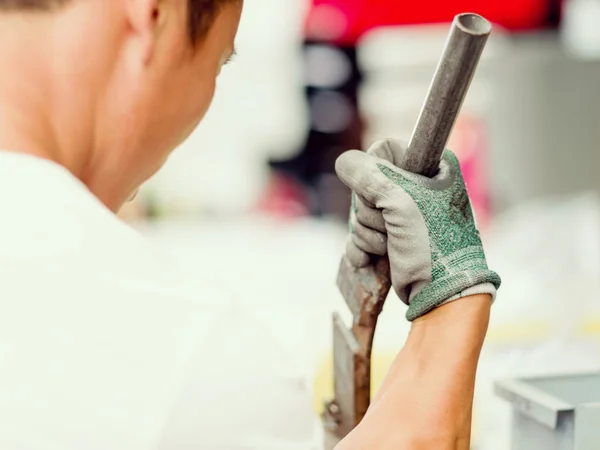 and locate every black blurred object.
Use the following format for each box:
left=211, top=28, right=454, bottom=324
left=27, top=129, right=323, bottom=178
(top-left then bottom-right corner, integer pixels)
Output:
left=268, top=41, right=363, bottom=221
left=545, top=0, right=563, bottom=27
